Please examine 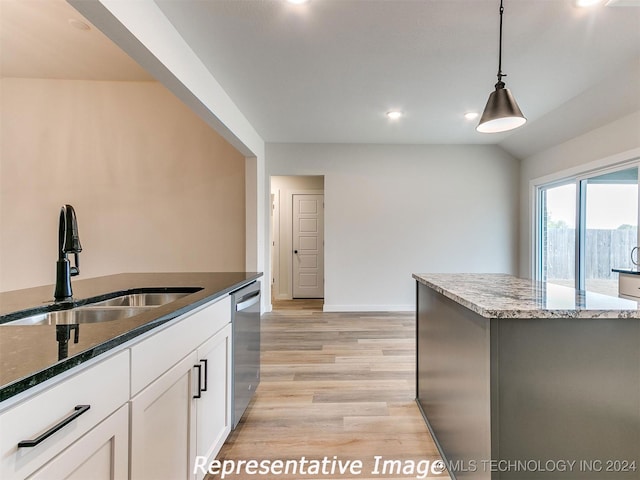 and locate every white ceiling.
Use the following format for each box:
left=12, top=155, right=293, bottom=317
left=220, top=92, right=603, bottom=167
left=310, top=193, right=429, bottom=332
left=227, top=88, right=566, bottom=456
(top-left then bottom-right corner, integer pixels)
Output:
left=2, top=0, right=639, bottom=159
